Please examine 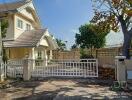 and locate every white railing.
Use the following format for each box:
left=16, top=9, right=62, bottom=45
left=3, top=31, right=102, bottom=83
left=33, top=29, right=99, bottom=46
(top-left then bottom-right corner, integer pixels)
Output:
left=32, top=59, right=98, bottom=78
left=7, top=59, right=23, bottom=78
left=6, top=59, right=98, bottom=79
left=0, top=62, right=7, bottom=79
